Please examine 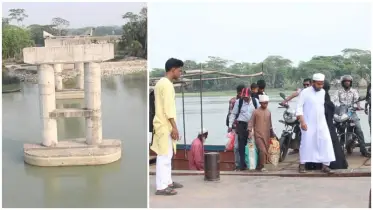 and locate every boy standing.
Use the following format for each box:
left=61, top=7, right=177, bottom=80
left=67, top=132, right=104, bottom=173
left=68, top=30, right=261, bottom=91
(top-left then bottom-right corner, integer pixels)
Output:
left=248, top=95, right=275, bottom=172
